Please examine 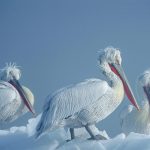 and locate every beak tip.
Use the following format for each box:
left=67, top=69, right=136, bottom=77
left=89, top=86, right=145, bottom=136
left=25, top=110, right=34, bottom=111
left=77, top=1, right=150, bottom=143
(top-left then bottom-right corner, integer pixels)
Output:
left=31, top=110, right=36, bottom=116
left=135, top=104, right=140, bottom=111
left=137, top=106, right=140, bottom=111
